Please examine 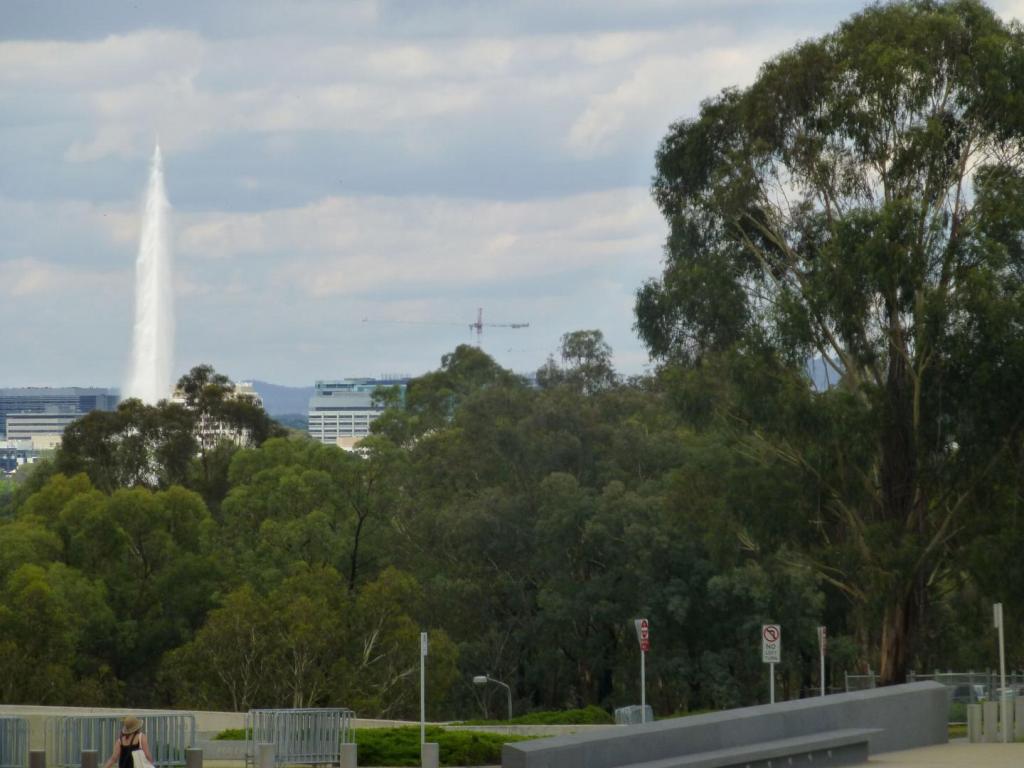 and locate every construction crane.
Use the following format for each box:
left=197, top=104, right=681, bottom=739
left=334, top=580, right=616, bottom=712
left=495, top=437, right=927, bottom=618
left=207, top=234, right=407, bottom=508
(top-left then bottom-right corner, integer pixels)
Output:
left=362, top=307, right=529, bottom=347
left=468, top=308, right=529, bottom=346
